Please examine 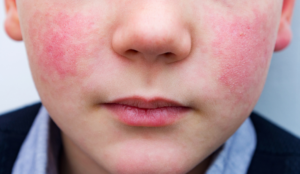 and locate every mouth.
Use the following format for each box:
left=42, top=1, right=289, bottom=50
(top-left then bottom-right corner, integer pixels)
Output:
left=103, top=96, right=191, bottom=127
